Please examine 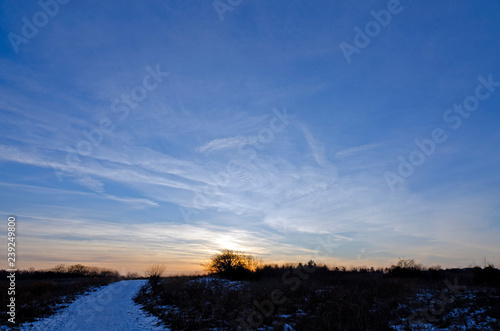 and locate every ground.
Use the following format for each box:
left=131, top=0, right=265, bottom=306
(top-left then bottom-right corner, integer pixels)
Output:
left=18, top=280, right=166, bottom=331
